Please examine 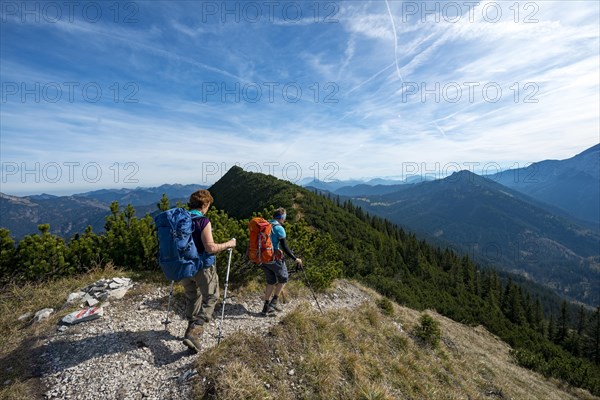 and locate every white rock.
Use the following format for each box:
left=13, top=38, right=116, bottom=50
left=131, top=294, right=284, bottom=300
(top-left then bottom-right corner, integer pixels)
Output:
left=288, top=369, right=295, bottom=376
left=66, top=292, right=85, bottom=302
left=108, top=282, right=122, bottom=290
left=18, top=312, right=33, bottom=321
left=34, top=308, right=54, bottom=322
left=86, top=298, right=99, bottom=307
left=107, top=287, right=129, bottom=300
left=82, top=294, right=95, bottom=303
